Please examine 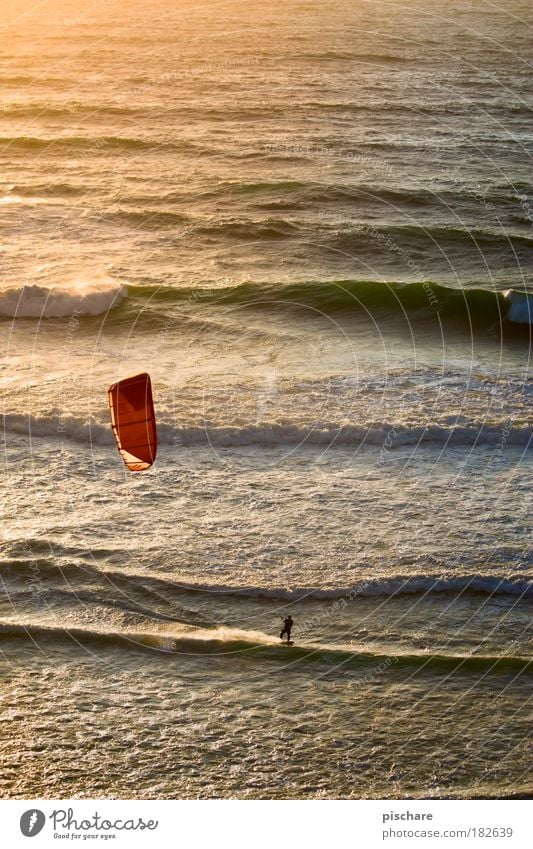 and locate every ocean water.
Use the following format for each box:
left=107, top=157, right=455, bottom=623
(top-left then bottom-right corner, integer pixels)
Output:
left=0, top=0, right=532, bottom=799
